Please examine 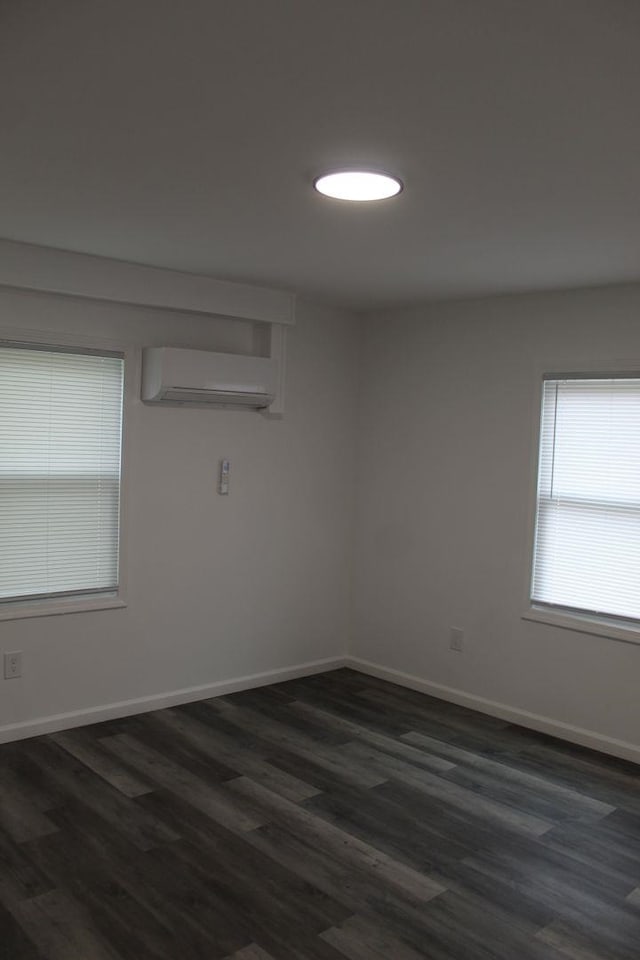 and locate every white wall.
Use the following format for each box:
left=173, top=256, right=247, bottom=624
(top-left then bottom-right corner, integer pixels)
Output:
left=4, top=277, right=640, bottom=759
left=352, top=284, right=640, bottom=755
left=0, top=288, right=358, bottom=735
